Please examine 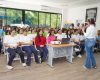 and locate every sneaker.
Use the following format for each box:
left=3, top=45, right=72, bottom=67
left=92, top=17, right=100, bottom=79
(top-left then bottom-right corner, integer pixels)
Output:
left=83, top=65, right=88, bottom=70
left=6, top=65, right=13, bottom=70
left=93, top=66, right=97, bottom=69
left=22, top=63, right=26, bottom=67
left=75, top=48, right=80, bottom=52
left=77, top=55, right=82, bottom=58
